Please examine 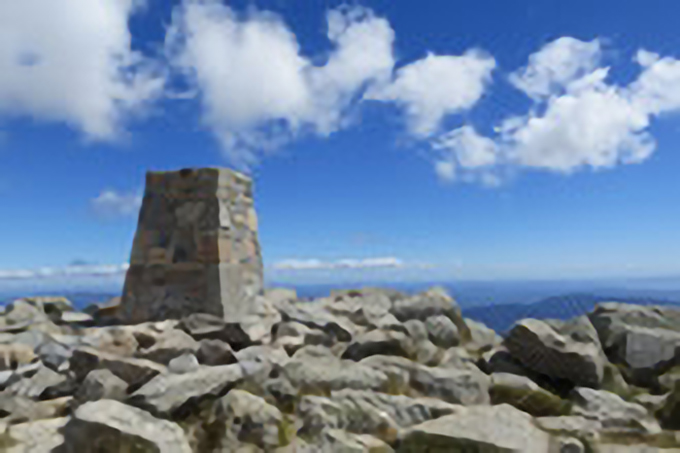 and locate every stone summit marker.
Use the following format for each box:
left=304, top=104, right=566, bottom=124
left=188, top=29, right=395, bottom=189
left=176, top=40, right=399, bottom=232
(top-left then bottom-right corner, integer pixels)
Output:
left=119, top=167, right=264, bottom=324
